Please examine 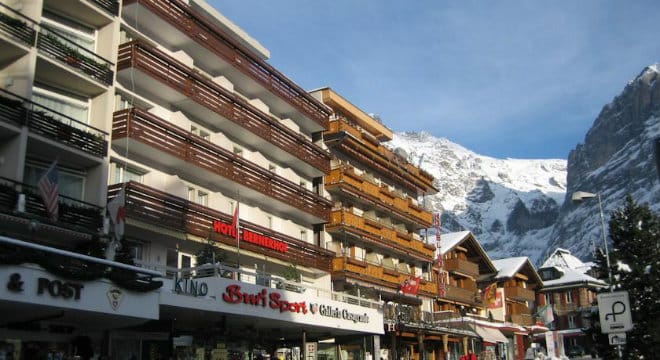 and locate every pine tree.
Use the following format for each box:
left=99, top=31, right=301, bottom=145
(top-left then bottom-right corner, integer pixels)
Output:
left=605, top=195, right=660, bottom=358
